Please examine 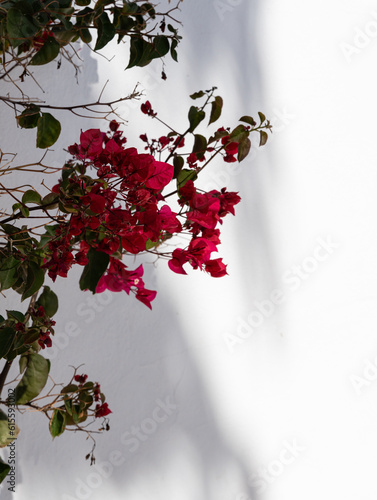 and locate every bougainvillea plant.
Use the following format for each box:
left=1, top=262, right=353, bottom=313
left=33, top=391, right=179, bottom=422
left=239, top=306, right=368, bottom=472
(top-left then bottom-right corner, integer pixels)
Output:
left=0, top=0, right=271, bottom=487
